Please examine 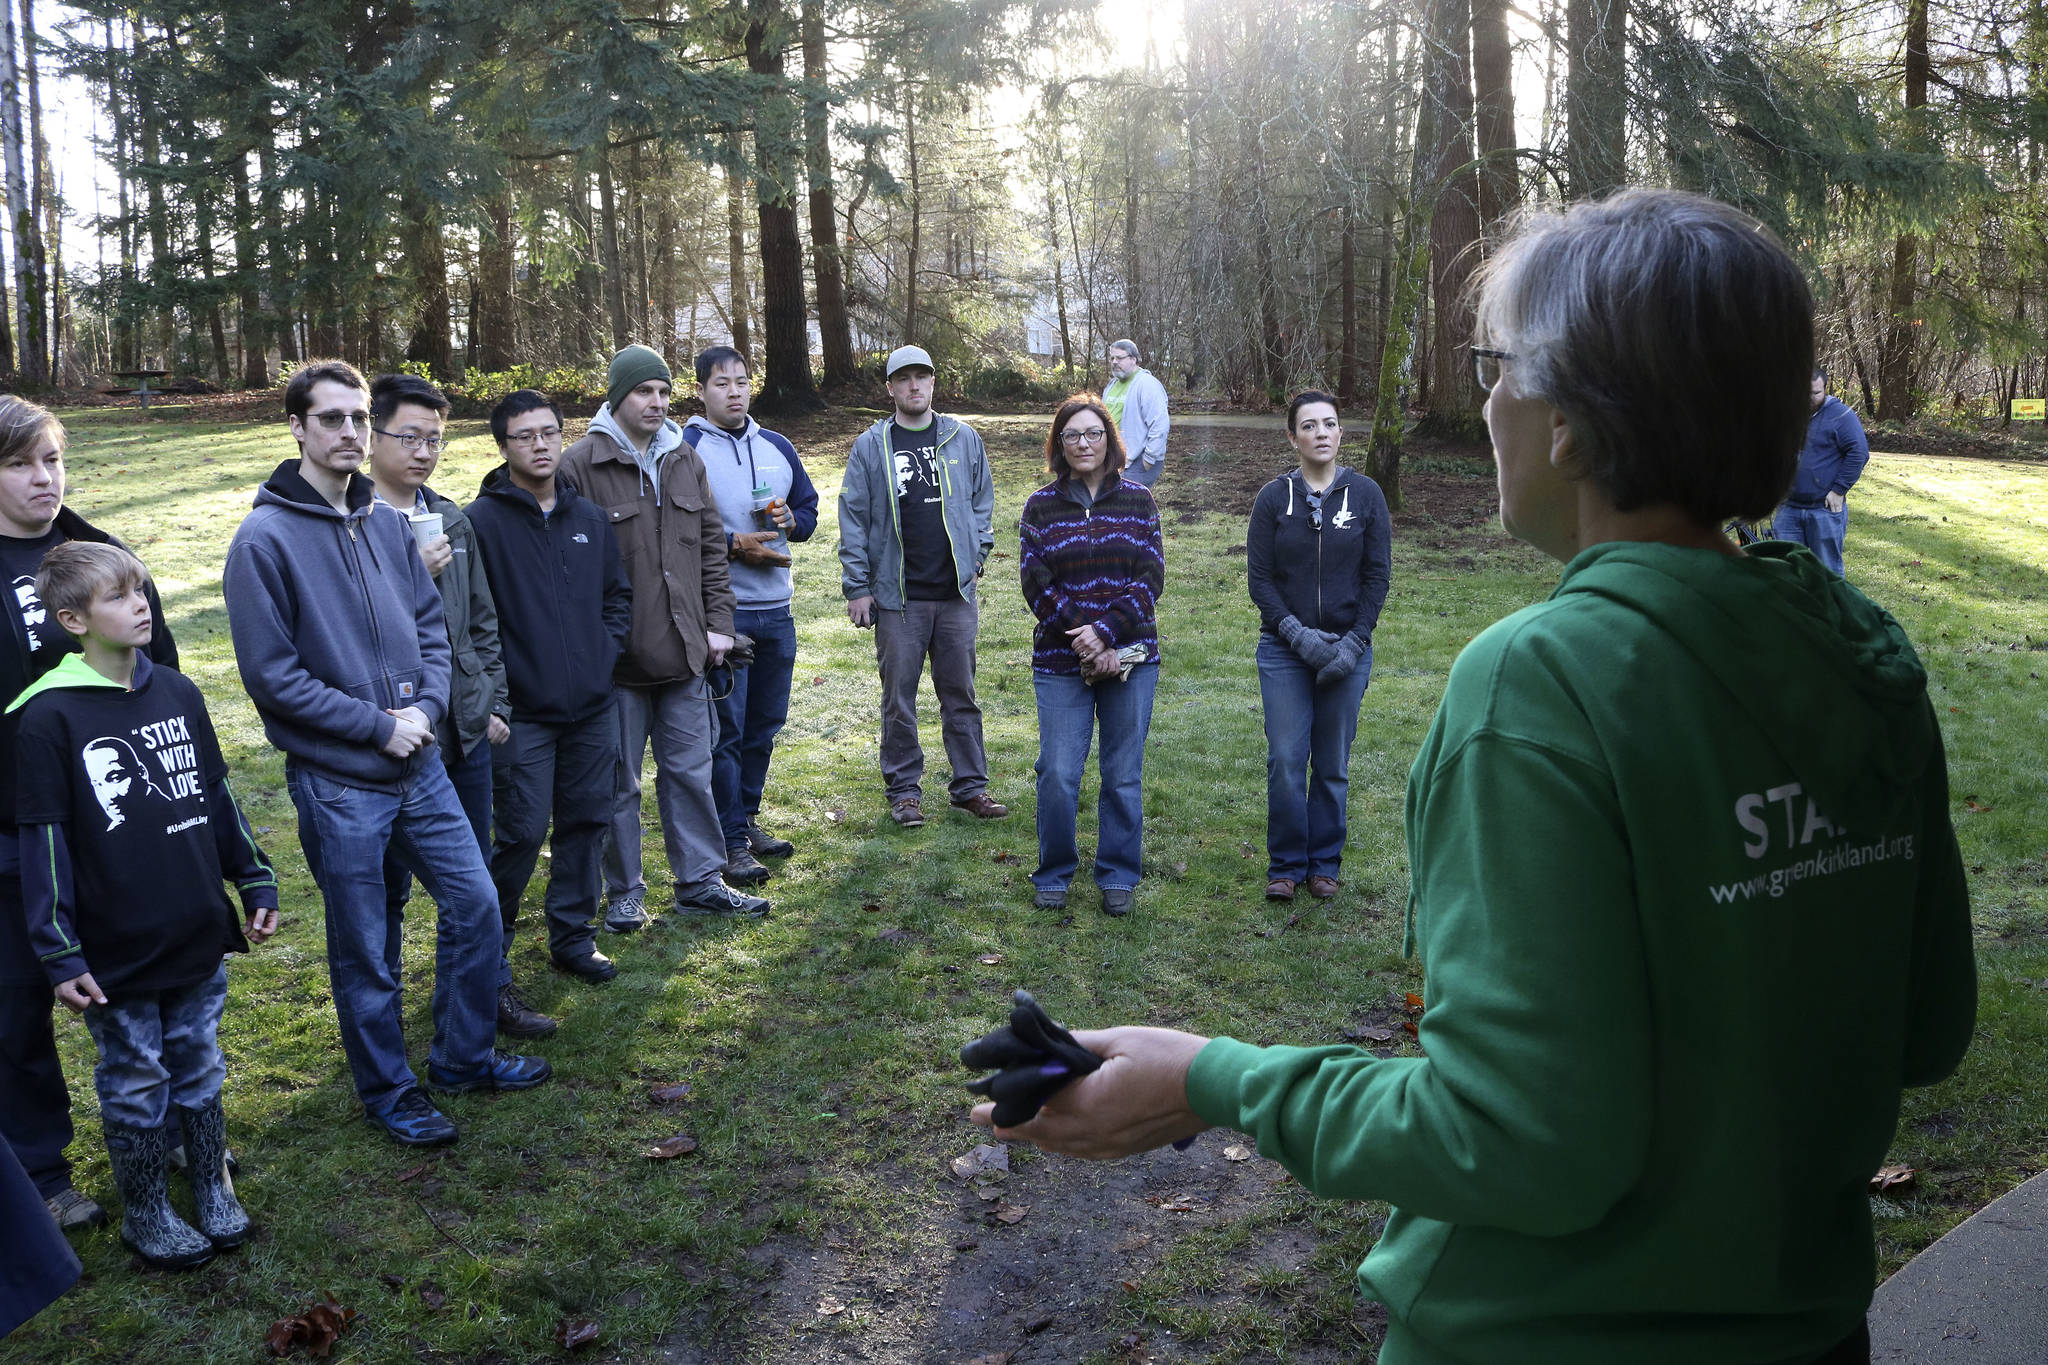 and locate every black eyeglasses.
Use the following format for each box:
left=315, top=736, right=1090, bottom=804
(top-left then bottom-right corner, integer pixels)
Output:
left=505, top=426, right=562, bottom=446
left=373, top=428, right=446, bottom=453
left=1471, top=347, right=1514, bottom=394
left=1060, top=427, right=1108, bottom=446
